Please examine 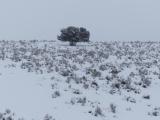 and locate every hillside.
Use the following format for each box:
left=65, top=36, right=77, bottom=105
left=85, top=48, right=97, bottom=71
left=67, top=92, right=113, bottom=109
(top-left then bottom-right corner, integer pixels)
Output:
left=0, top=40, right=160, bottom=120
